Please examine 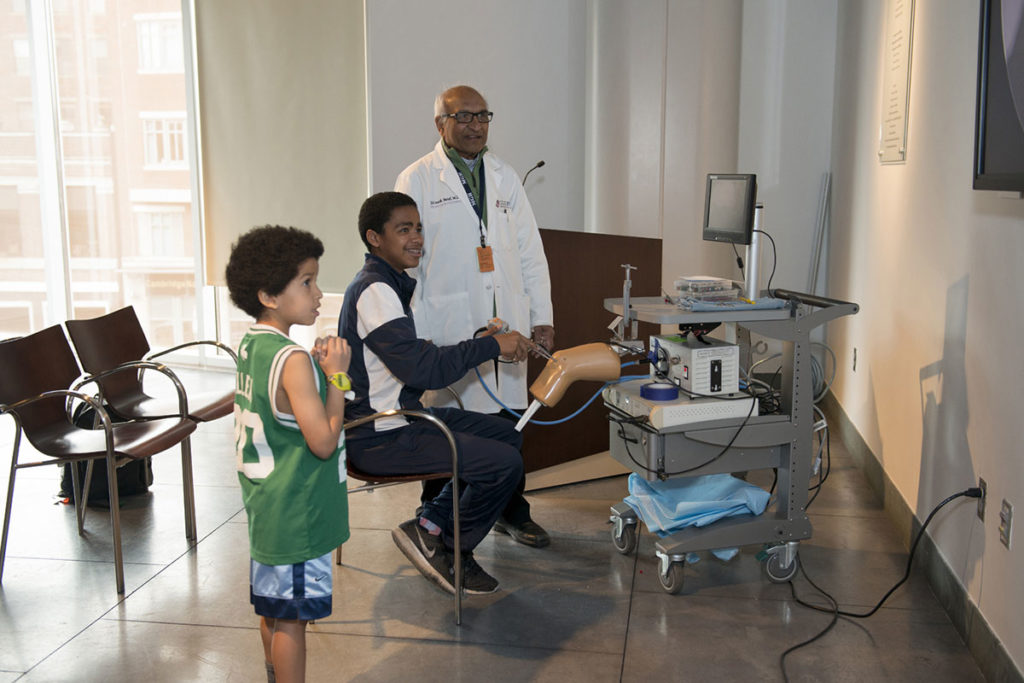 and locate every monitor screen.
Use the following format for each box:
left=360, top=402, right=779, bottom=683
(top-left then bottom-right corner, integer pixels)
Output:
left=702, top=173, right=756, bottom=245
